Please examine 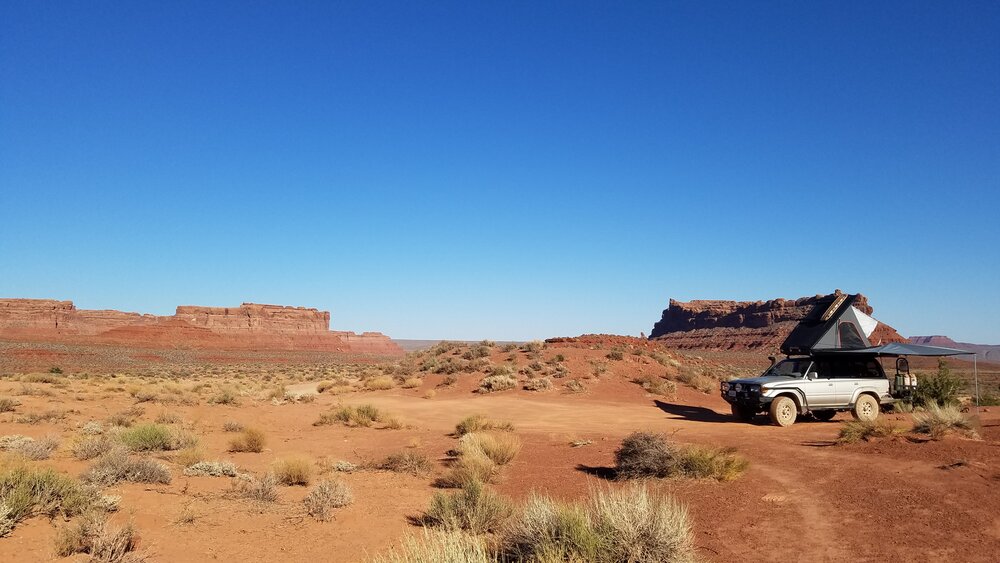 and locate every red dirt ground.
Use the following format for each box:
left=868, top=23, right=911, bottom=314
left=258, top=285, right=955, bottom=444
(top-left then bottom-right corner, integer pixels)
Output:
left=1, top=341, right=997, bottom=562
